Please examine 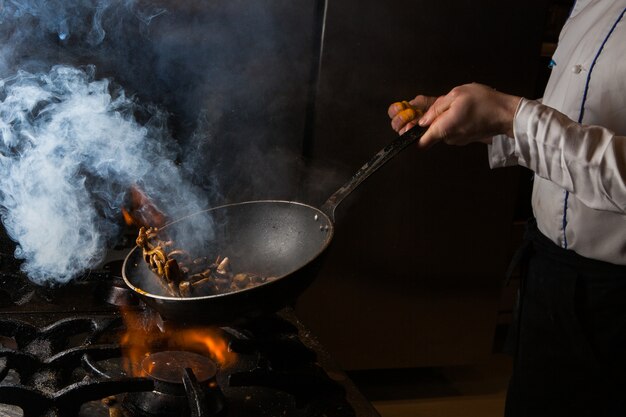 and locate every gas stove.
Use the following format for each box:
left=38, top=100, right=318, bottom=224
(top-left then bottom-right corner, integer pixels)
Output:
left=0, top=254, right=380, bottom=417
